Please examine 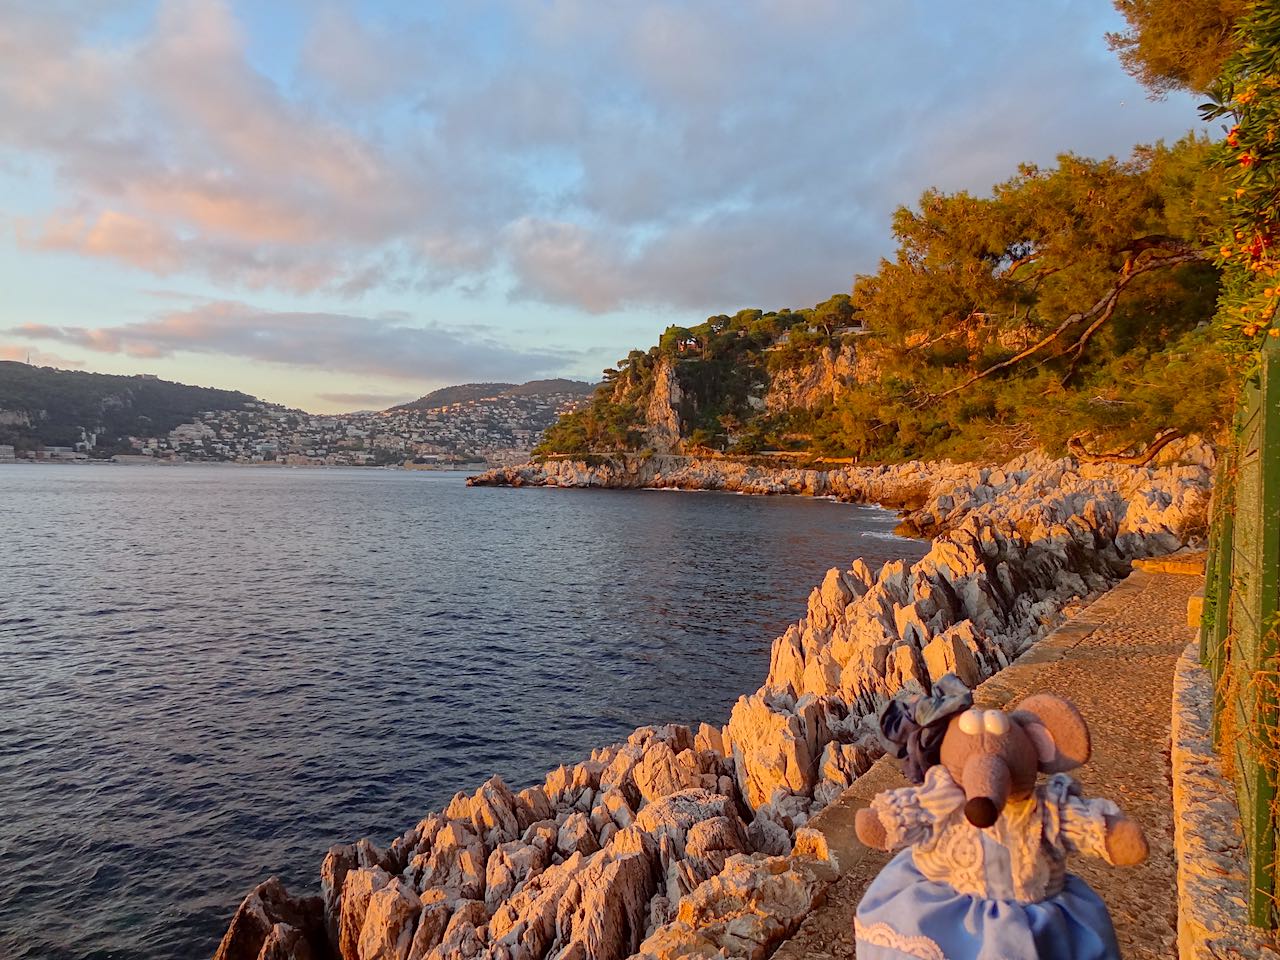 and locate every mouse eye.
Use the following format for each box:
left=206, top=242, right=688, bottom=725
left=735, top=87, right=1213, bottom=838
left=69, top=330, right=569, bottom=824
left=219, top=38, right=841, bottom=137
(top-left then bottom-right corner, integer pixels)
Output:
left=983, top=711, right=1010, bottom=735
left=958, top=709, right=984, bottom=735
